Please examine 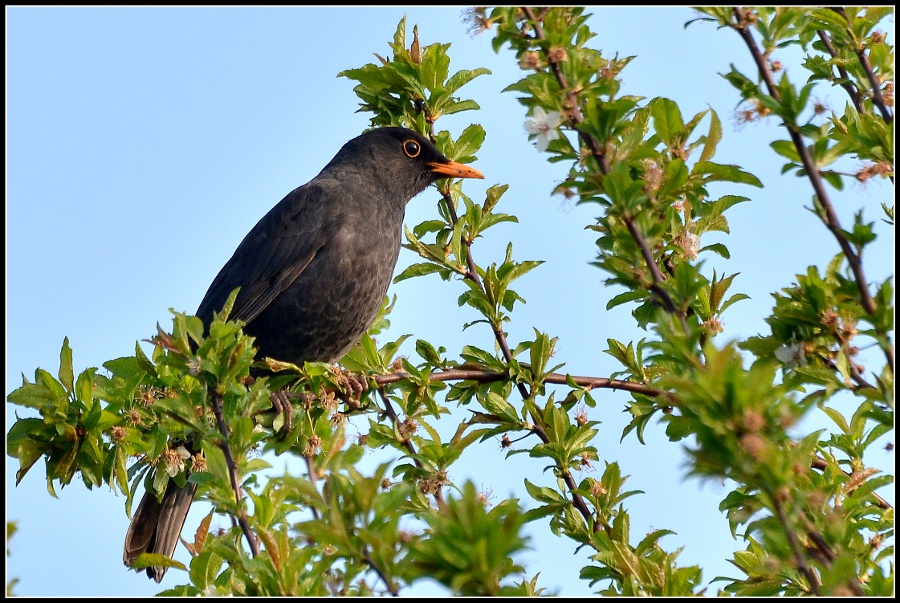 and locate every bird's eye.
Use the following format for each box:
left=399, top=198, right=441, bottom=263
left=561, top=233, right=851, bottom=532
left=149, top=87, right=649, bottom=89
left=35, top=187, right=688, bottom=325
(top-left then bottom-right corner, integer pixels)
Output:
left=403, top=140, right=421, bottom=158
